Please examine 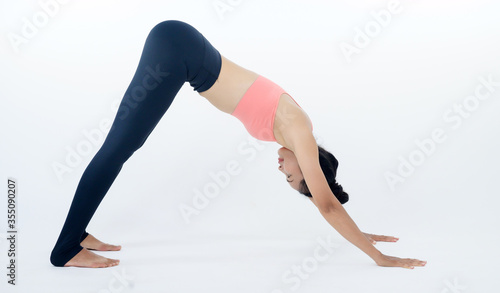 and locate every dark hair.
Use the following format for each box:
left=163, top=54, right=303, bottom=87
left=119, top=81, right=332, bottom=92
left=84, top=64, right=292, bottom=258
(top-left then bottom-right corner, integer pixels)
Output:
left=298, top=145, right=349, bottom=204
